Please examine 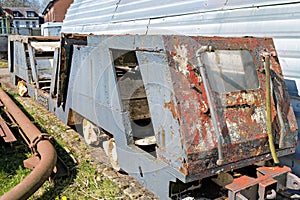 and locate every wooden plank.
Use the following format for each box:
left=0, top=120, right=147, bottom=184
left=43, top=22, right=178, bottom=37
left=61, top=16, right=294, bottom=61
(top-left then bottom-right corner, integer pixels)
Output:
left=0, top=117, right=17, bottom=143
